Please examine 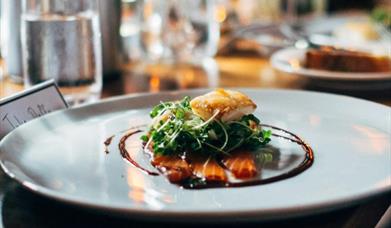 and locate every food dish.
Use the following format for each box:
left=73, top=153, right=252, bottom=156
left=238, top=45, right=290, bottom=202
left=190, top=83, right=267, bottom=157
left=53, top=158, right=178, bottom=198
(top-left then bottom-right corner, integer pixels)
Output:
left=0, top=89, right=390, bottom=221
left=271, top=48, right=391, bottom=81
left=306, top=47, right=391, bottom=73
left=120, top=89, right=313, bottom=189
